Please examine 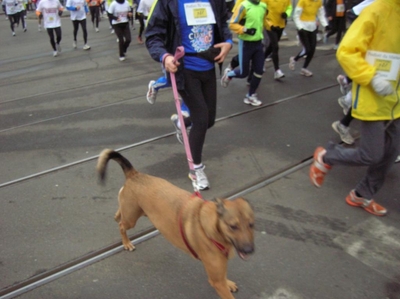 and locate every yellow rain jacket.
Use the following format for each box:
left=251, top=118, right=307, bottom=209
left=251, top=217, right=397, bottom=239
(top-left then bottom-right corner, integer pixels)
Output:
left=336, top=0, right=400, bottom=121
left=265, top=0, right=292, bottom=29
